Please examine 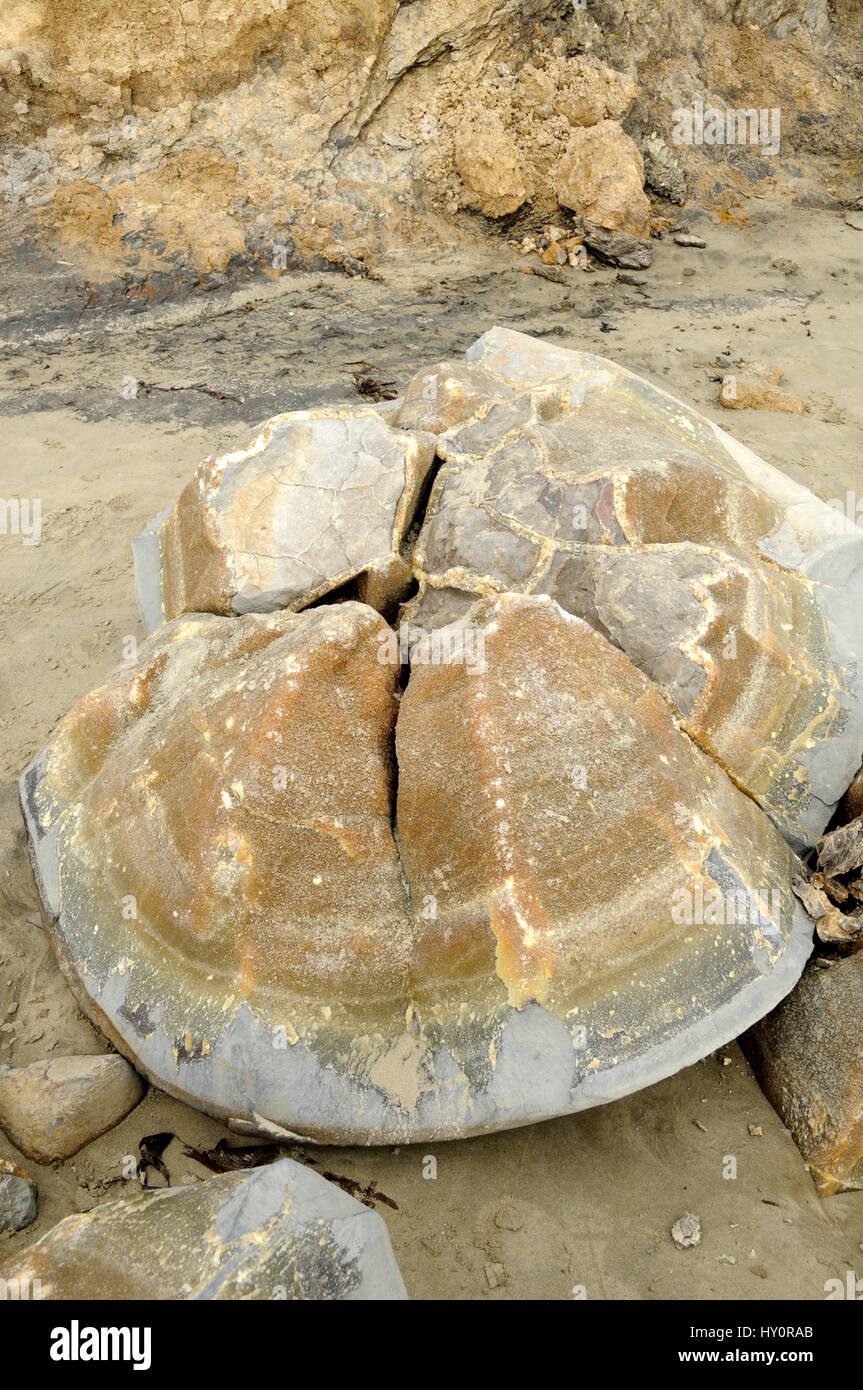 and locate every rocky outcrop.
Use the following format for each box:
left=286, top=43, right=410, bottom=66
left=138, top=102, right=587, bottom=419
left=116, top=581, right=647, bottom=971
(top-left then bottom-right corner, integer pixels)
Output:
left=0, top=1159, right=407, bottom=1298
left=0, top=1, right=860, bottom=291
